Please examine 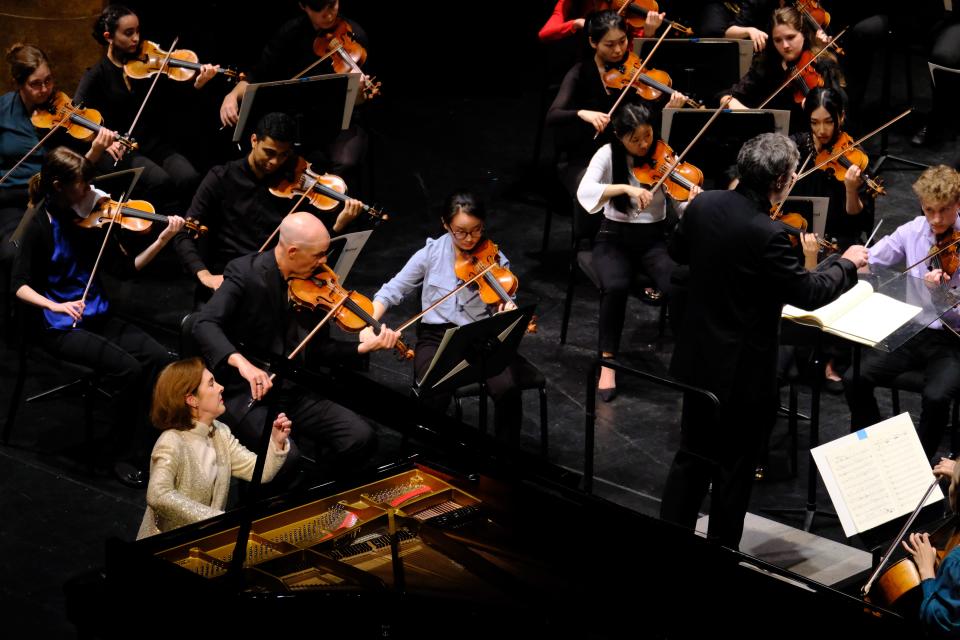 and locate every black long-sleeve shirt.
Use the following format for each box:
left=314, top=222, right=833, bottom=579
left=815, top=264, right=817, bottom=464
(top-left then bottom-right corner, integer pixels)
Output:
left=245, top=15, right=369, bottom=83
left=174, top=156, right=295, bottom=277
